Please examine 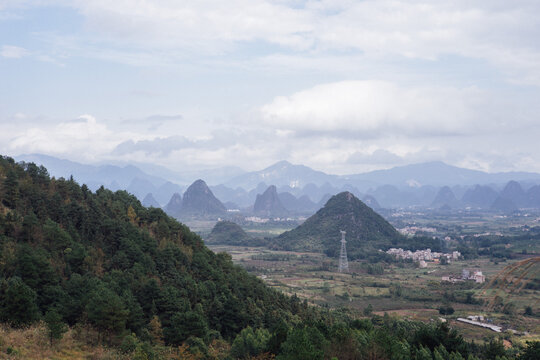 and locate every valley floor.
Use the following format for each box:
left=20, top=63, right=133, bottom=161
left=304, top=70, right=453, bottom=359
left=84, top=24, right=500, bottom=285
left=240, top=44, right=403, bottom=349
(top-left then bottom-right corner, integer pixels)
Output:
left=208, top=245, right=540, bottom=346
